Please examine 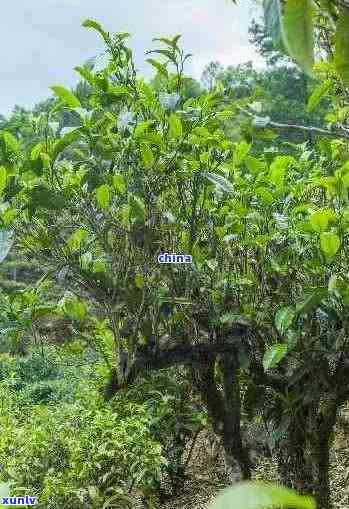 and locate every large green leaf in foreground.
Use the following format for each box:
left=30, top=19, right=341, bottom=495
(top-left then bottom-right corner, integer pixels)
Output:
left=335, top=6, right=349, bottom=86
left=208, top=482, right=316, bottom=509
left=281, top=0, right=315, bottom=77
